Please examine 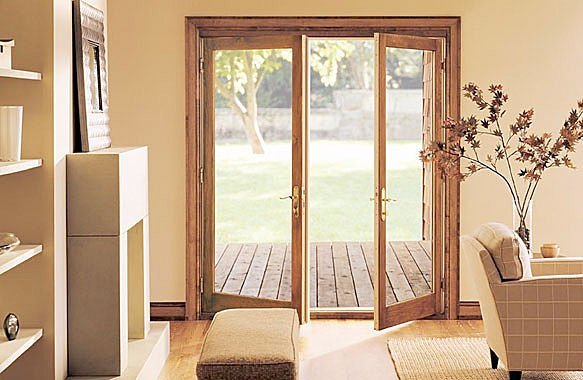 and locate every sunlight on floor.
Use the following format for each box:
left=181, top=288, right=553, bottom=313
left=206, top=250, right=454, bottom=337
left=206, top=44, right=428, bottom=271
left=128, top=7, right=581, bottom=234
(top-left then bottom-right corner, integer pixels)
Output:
left=299, top=320, right=408, bottom=380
